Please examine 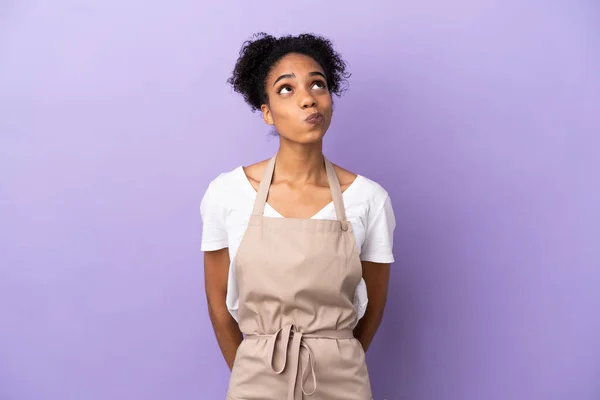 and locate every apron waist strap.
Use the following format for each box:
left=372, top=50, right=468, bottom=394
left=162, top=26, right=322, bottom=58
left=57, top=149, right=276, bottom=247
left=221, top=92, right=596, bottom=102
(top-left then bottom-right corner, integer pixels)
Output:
left=245, top=325, right=355, bottom=400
